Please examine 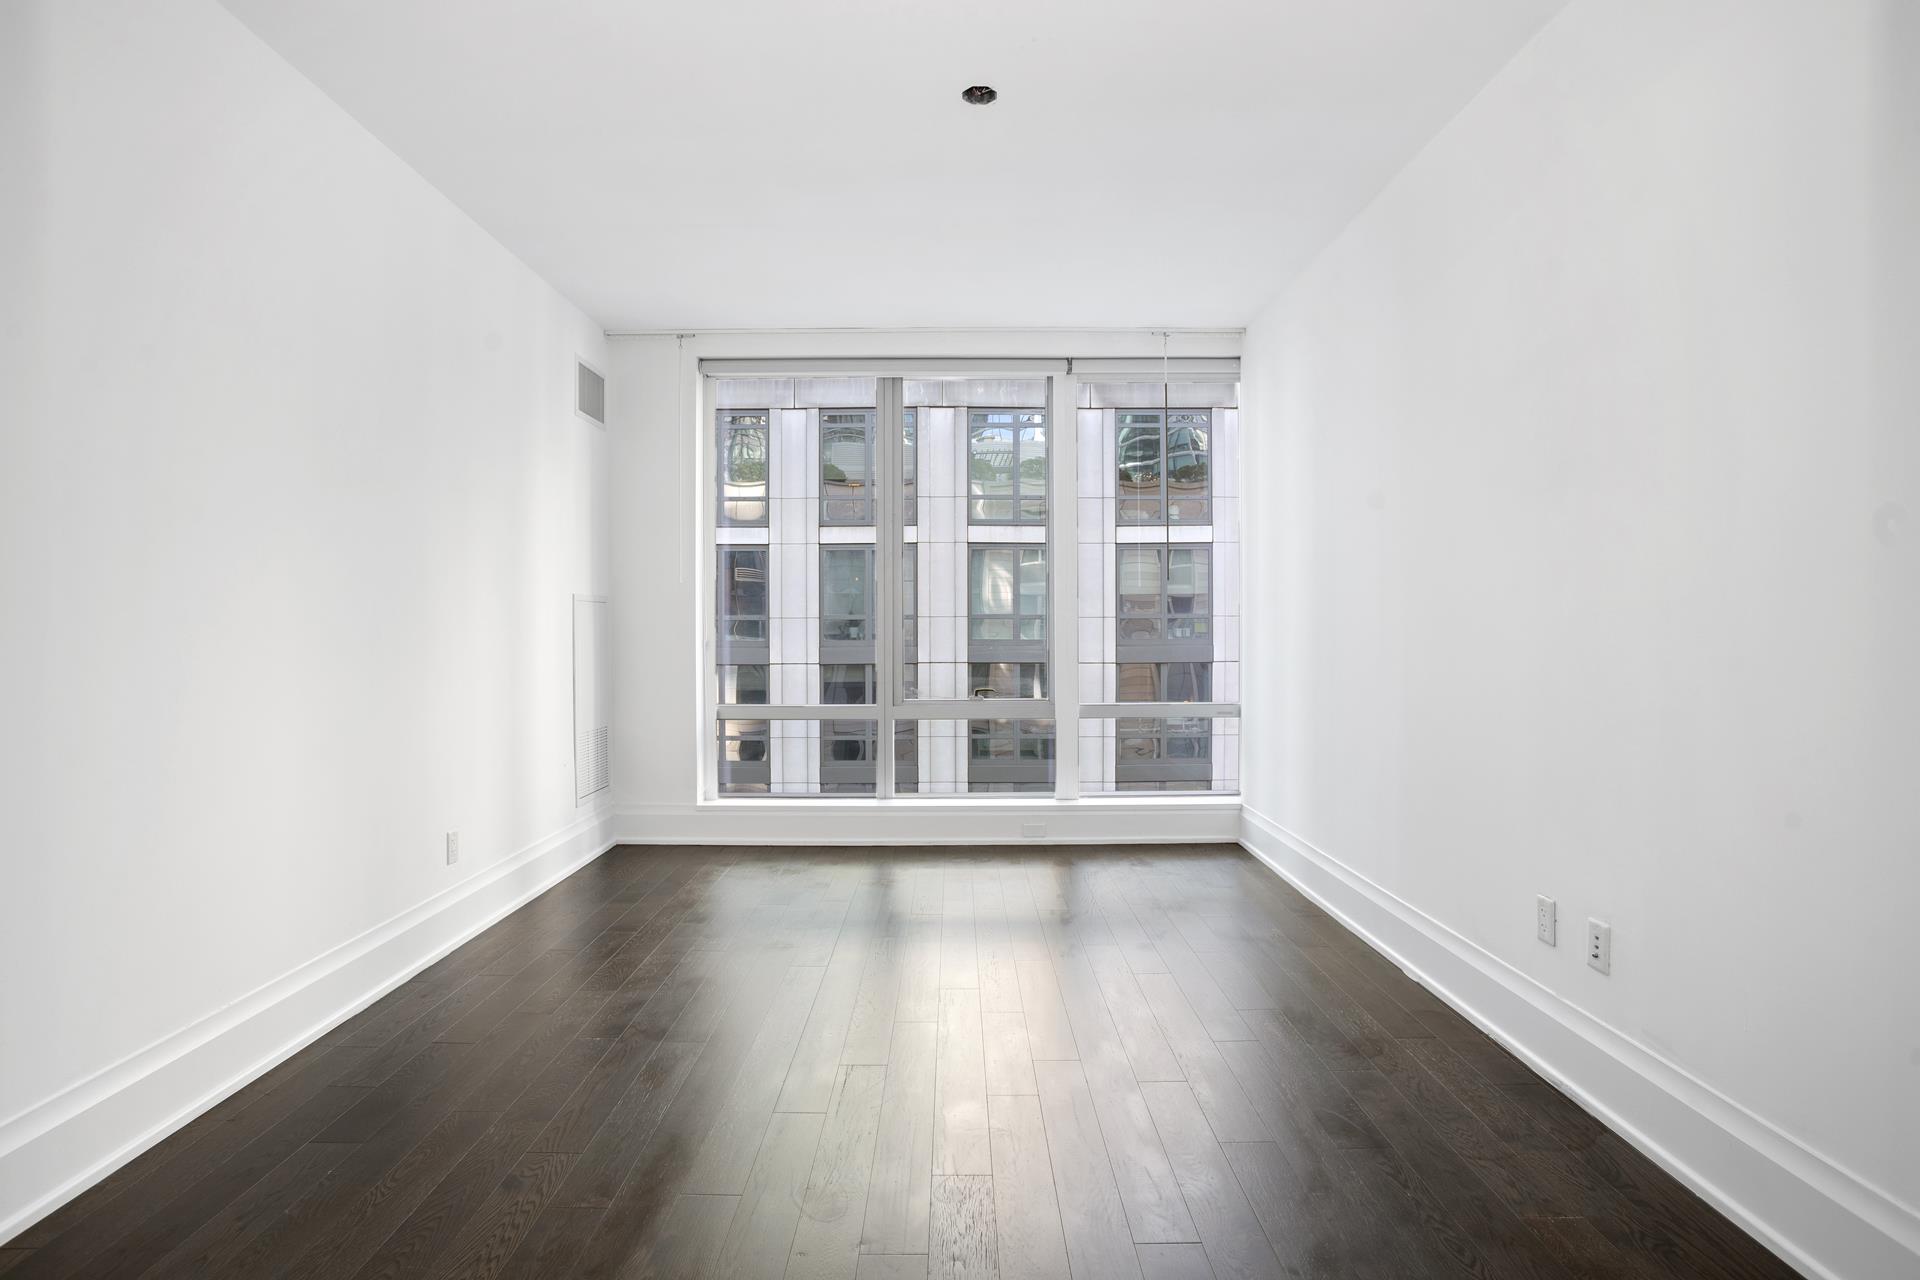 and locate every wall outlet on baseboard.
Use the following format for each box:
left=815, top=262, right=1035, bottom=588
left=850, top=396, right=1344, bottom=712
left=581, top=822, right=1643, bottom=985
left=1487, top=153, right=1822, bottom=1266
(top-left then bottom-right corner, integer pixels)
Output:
left=1020, top=821, right=1046, bottom=839
left=1536, top=895, right=1557, bottom=946
left=1587, top=918, right=1611, bottom=974
left=445, top=831, right=460, bottom=865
